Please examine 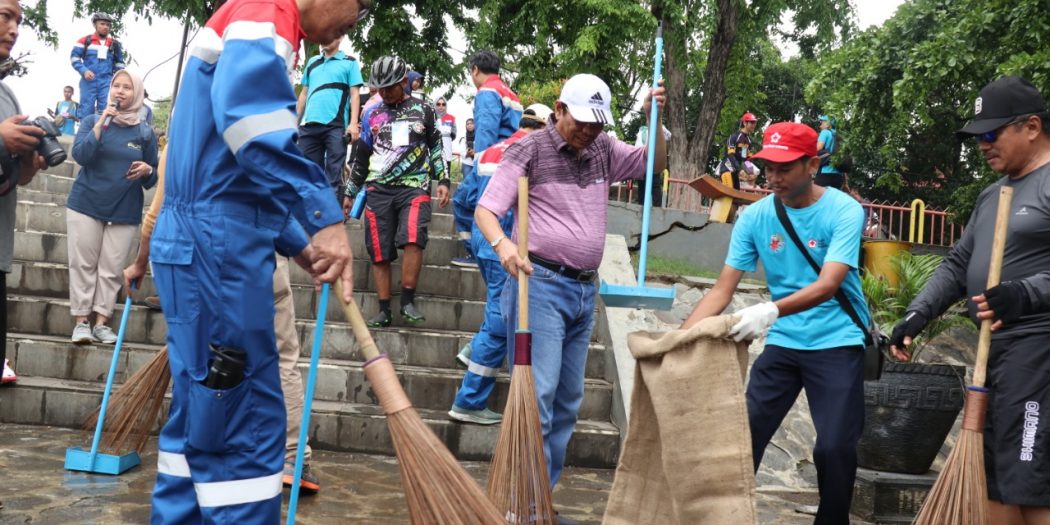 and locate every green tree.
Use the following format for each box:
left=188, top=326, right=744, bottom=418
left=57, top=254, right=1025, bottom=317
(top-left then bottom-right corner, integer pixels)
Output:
left=809, top=0, right=1050, bottom=221
left=657, top=0, right=853, bottom=179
